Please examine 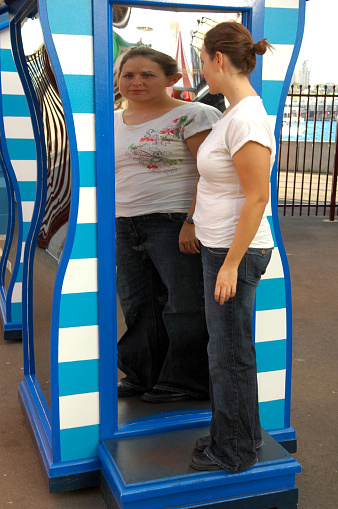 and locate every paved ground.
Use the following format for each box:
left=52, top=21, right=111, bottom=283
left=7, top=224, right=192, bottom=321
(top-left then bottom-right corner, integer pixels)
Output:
left=0, top=212, right=337, bottom=508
